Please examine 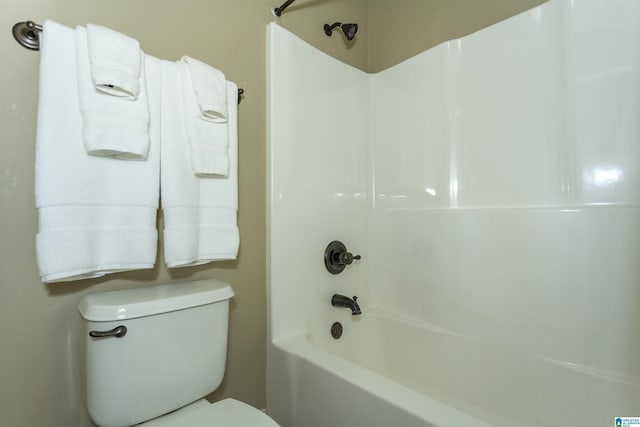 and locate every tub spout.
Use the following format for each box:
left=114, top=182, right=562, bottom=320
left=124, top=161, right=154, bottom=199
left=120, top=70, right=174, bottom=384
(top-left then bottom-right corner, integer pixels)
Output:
left=331, top=294, right=361, bottom=315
